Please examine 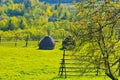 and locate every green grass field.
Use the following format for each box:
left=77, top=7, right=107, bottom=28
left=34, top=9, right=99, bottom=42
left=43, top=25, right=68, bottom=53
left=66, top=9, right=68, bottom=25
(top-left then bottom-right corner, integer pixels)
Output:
left=0, top=41, right=119, bottom=80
